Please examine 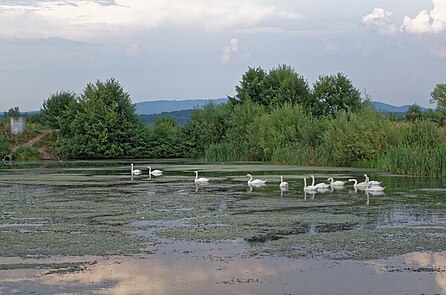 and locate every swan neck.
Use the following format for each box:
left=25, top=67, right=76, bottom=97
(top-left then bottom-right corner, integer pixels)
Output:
left=311, top=175, right=315, bottom=186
